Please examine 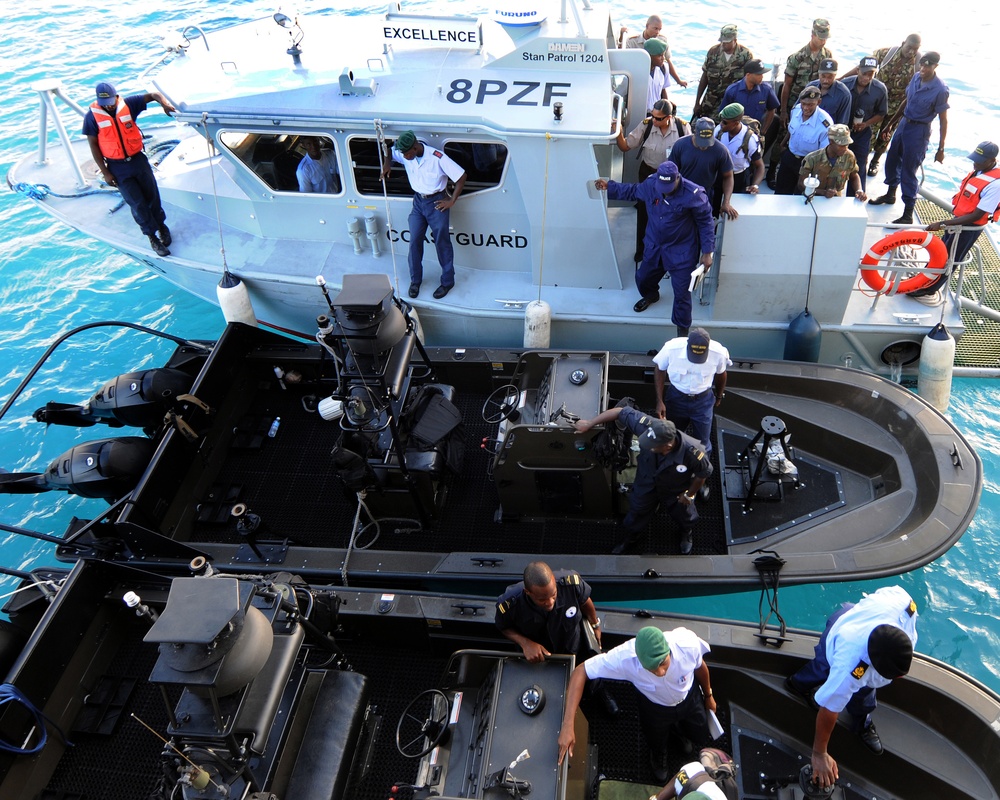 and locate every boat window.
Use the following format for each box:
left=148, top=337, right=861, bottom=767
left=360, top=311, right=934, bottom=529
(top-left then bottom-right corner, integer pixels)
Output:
left=217, top=132, right=342, bottom=194
left=348, top=138, right=508, bottom=197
